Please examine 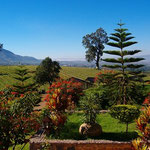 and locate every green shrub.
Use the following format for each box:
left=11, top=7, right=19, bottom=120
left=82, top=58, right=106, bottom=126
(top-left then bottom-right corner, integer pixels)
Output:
left=85, top=86, right=110, bottom=109
left=80, top=90, right=102, bottom=124
left=0, top=87, right=40, bottom=150
left=109, top=105, right=140, bottom=133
